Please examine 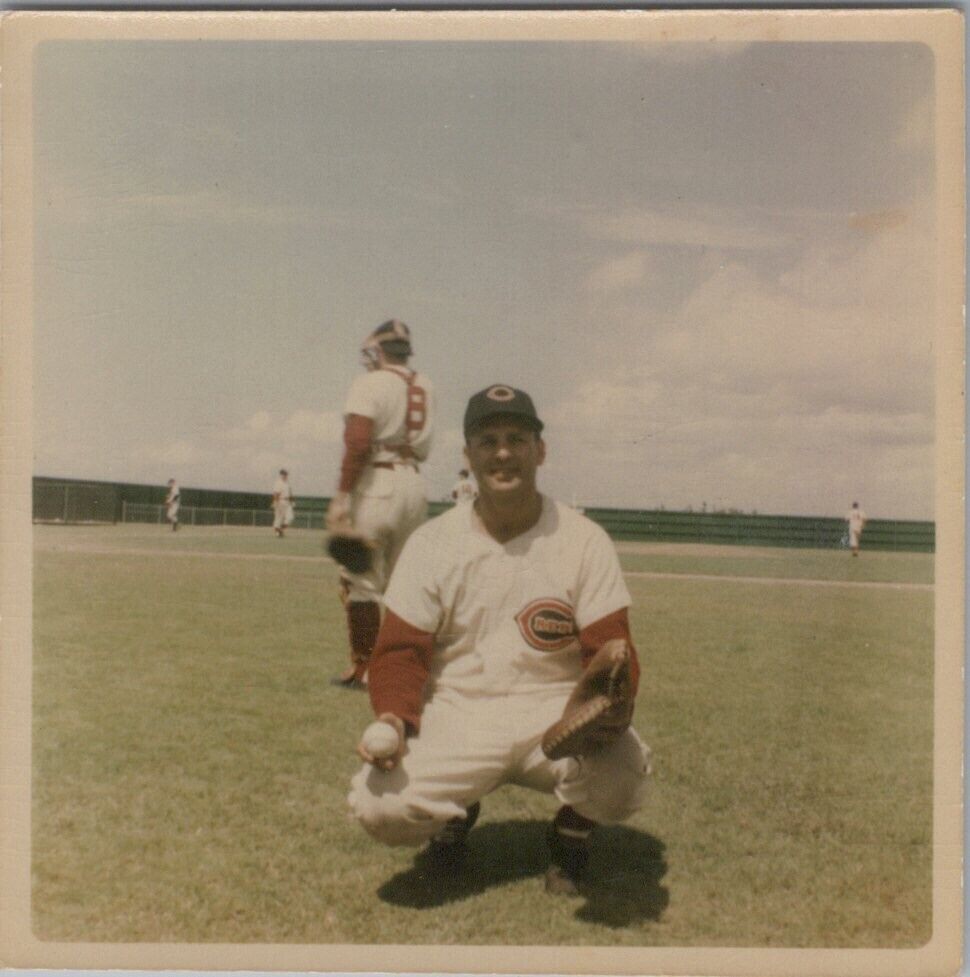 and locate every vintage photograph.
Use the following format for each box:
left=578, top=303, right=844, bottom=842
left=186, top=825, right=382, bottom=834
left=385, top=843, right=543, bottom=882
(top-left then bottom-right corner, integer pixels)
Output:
left=0, top=9, right=963, bottom=976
